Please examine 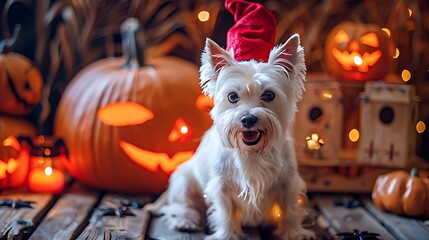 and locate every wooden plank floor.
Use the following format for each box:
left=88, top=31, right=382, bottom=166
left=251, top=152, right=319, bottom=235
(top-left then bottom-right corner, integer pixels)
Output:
left=1, top=184, right=429, bottom=240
